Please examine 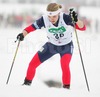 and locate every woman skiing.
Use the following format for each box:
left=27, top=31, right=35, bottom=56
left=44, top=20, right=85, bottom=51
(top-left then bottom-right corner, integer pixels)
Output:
left=17, top=3, right=86, bottom=89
